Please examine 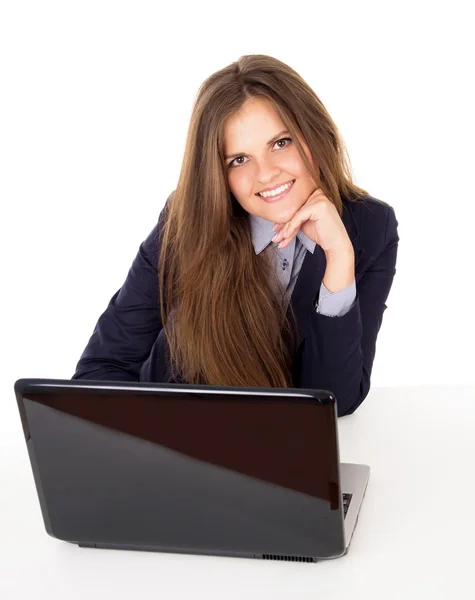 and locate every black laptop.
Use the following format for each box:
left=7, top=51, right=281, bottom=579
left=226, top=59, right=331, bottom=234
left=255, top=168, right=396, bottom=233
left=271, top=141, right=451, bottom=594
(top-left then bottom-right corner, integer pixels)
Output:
left=14, top=378, right=369, bottom=563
